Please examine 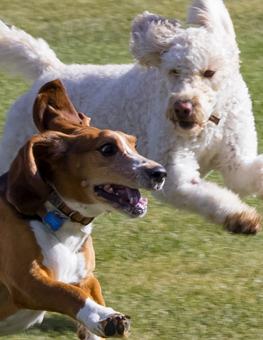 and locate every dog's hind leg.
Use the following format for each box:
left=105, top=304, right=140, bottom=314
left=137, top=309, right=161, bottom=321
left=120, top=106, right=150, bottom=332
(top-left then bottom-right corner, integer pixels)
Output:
left=220, top=154, right=263, bottom=198
left=77, top=324, right=103, bottom=340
